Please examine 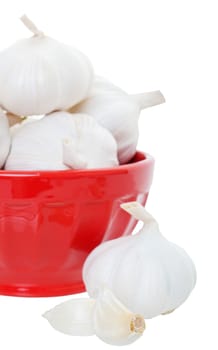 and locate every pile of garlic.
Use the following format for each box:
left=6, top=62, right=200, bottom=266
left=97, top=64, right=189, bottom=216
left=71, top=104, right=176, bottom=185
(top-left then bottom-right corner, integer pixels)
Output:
left=0, top=15, right=164, bottom=171
left=44, top=202, right=196, bottom=346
